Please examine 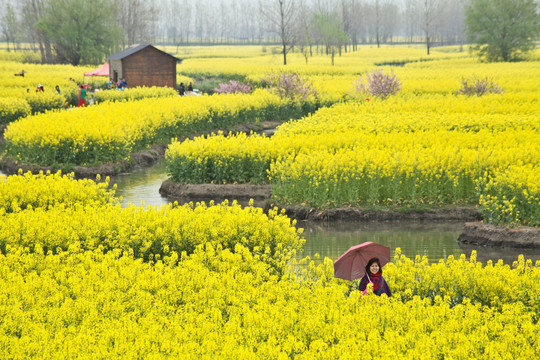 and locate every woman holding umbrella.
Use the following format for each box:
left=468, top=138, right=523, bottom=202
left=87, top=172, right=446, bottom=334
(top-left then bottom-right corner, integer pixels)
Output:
left=334, top=241, right=392, bottom=297
left=358, top=258, right=392, bottom=297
